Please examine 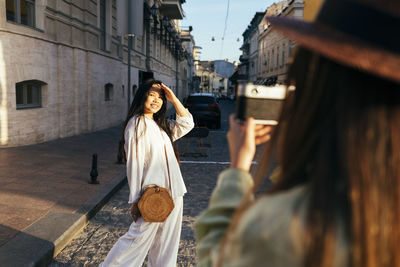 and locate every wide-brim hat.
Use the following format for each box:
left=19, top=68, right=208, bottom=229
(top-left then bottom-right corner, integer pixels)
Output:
left=267, top=0, right=400, bottom=83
